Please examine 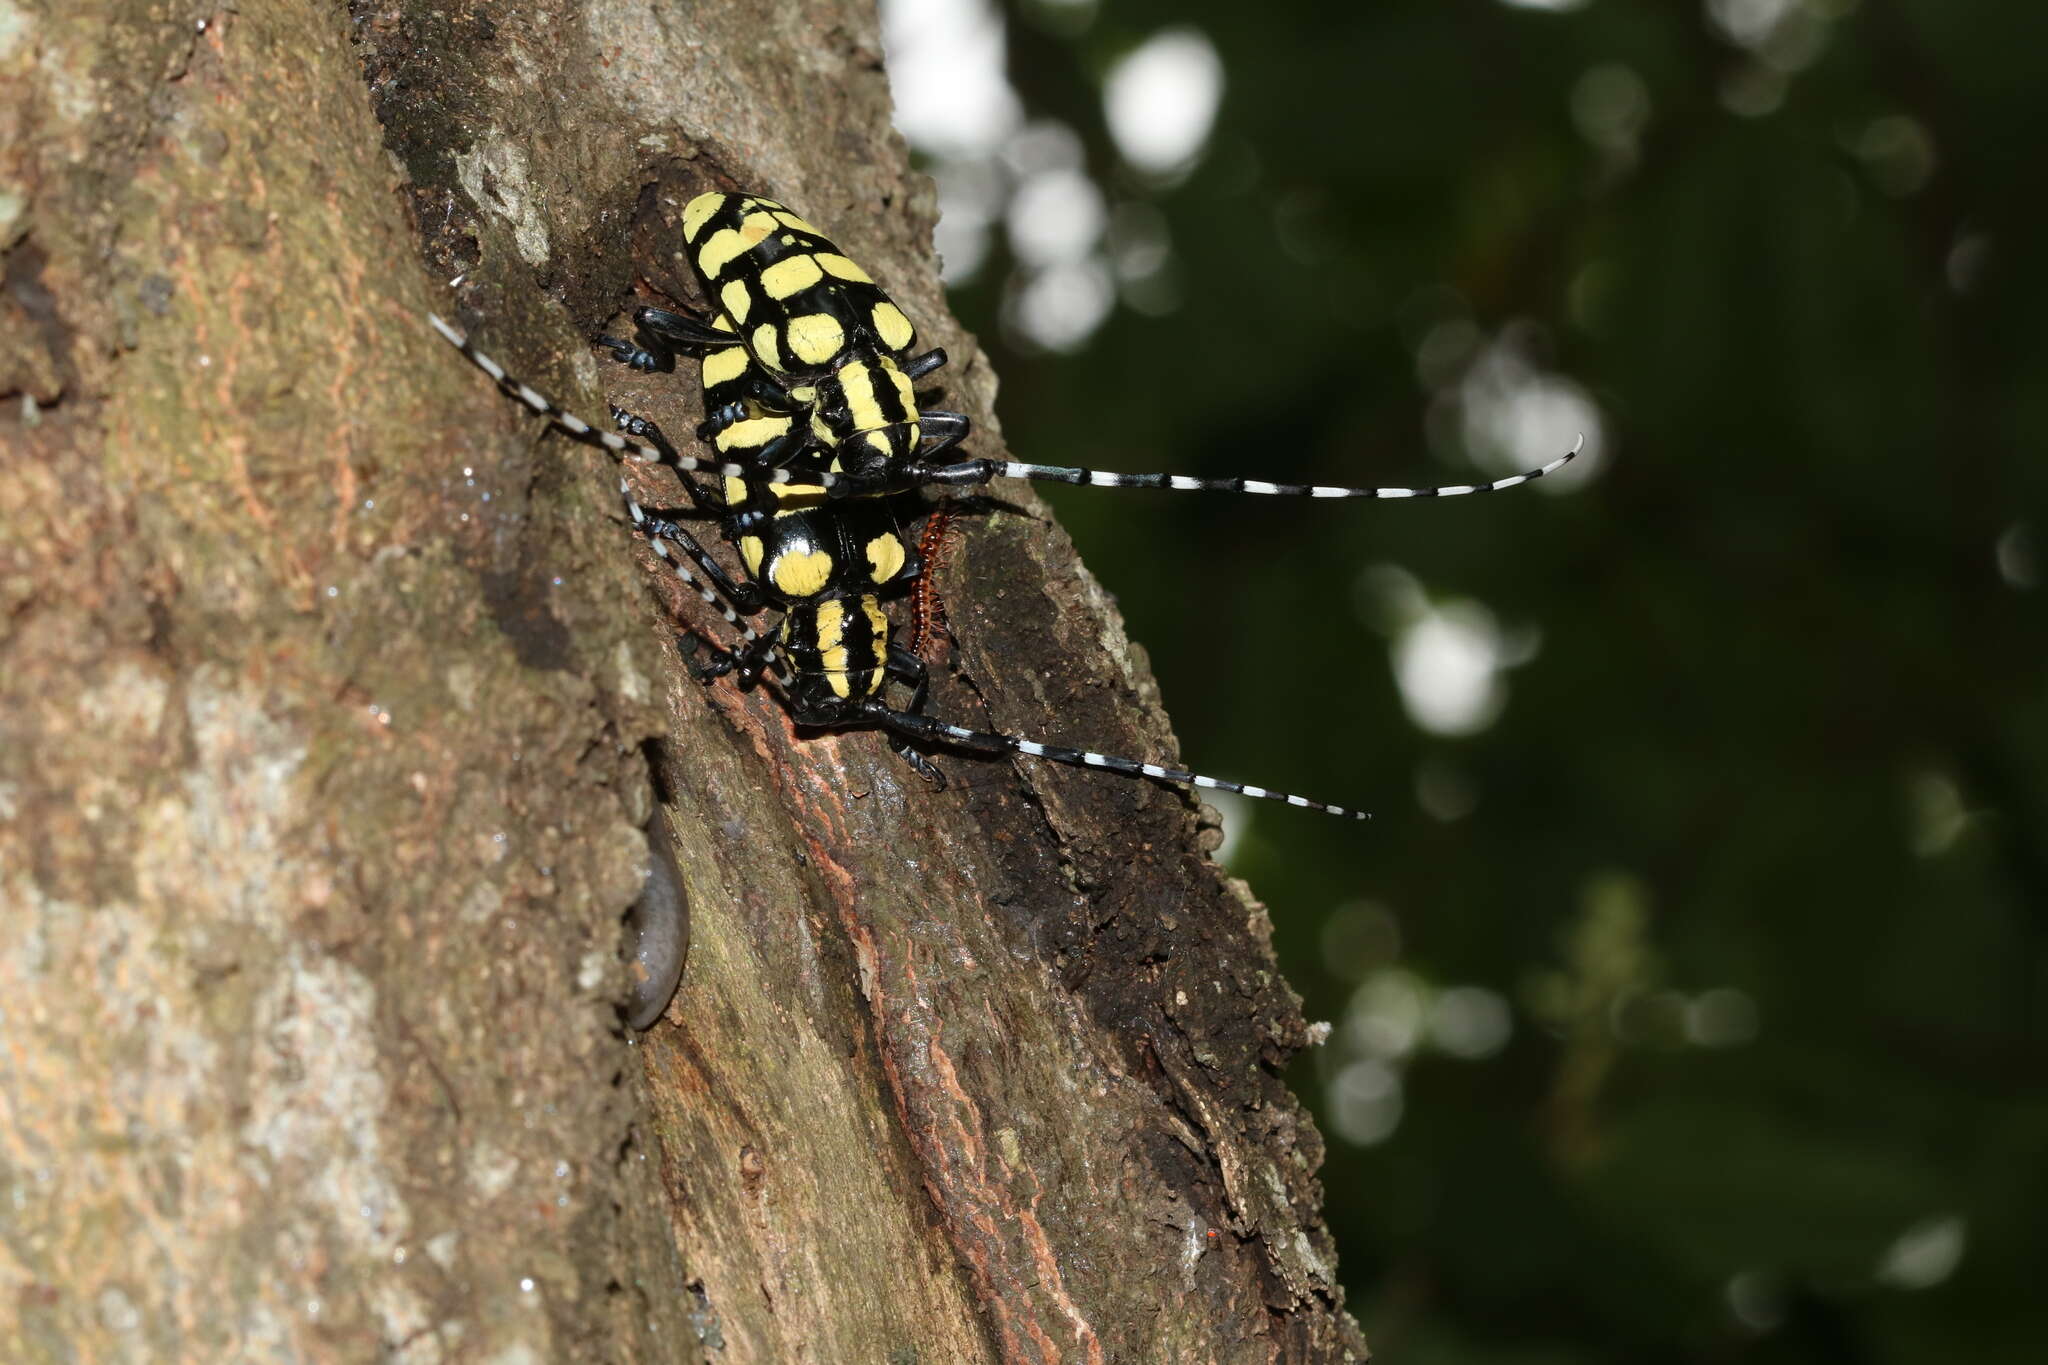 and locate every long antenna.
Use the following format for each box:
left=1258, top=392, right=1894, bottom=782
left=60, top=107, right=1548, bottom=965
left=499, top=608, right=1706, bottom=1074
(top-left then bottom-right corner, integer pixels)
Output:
left=863, top=702, right=1371, bottom=821
left=933, top=439, right=1582, bottom=500
left=437, top=312, right=1578, bottom=505
left=428, top=313, right=847, bottom=491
